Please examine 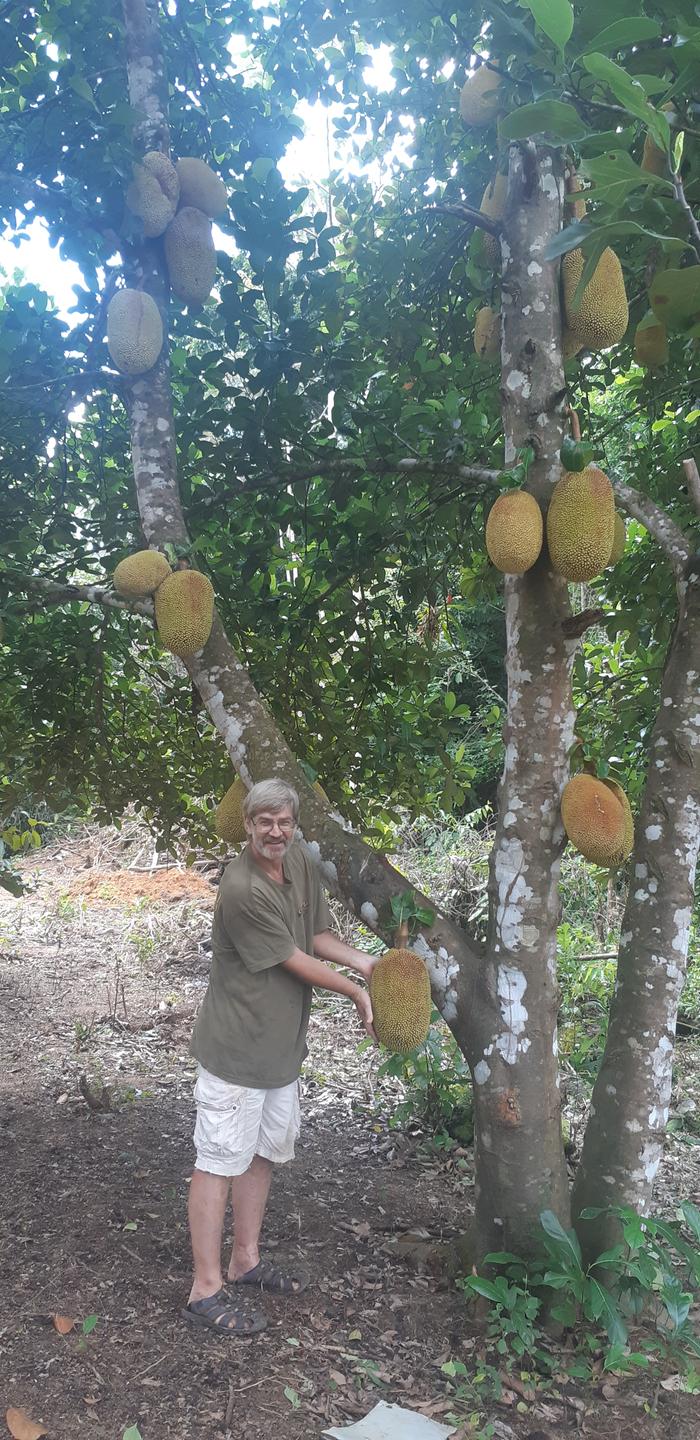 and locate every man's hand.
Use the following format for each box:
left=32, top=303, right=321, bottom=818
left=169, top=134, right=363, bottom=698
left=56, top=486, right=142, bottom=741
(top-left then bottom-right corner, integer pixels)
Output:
left=352, top=985, right=378, bottom=1043
left=353, top=954, right=379, bottom=983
